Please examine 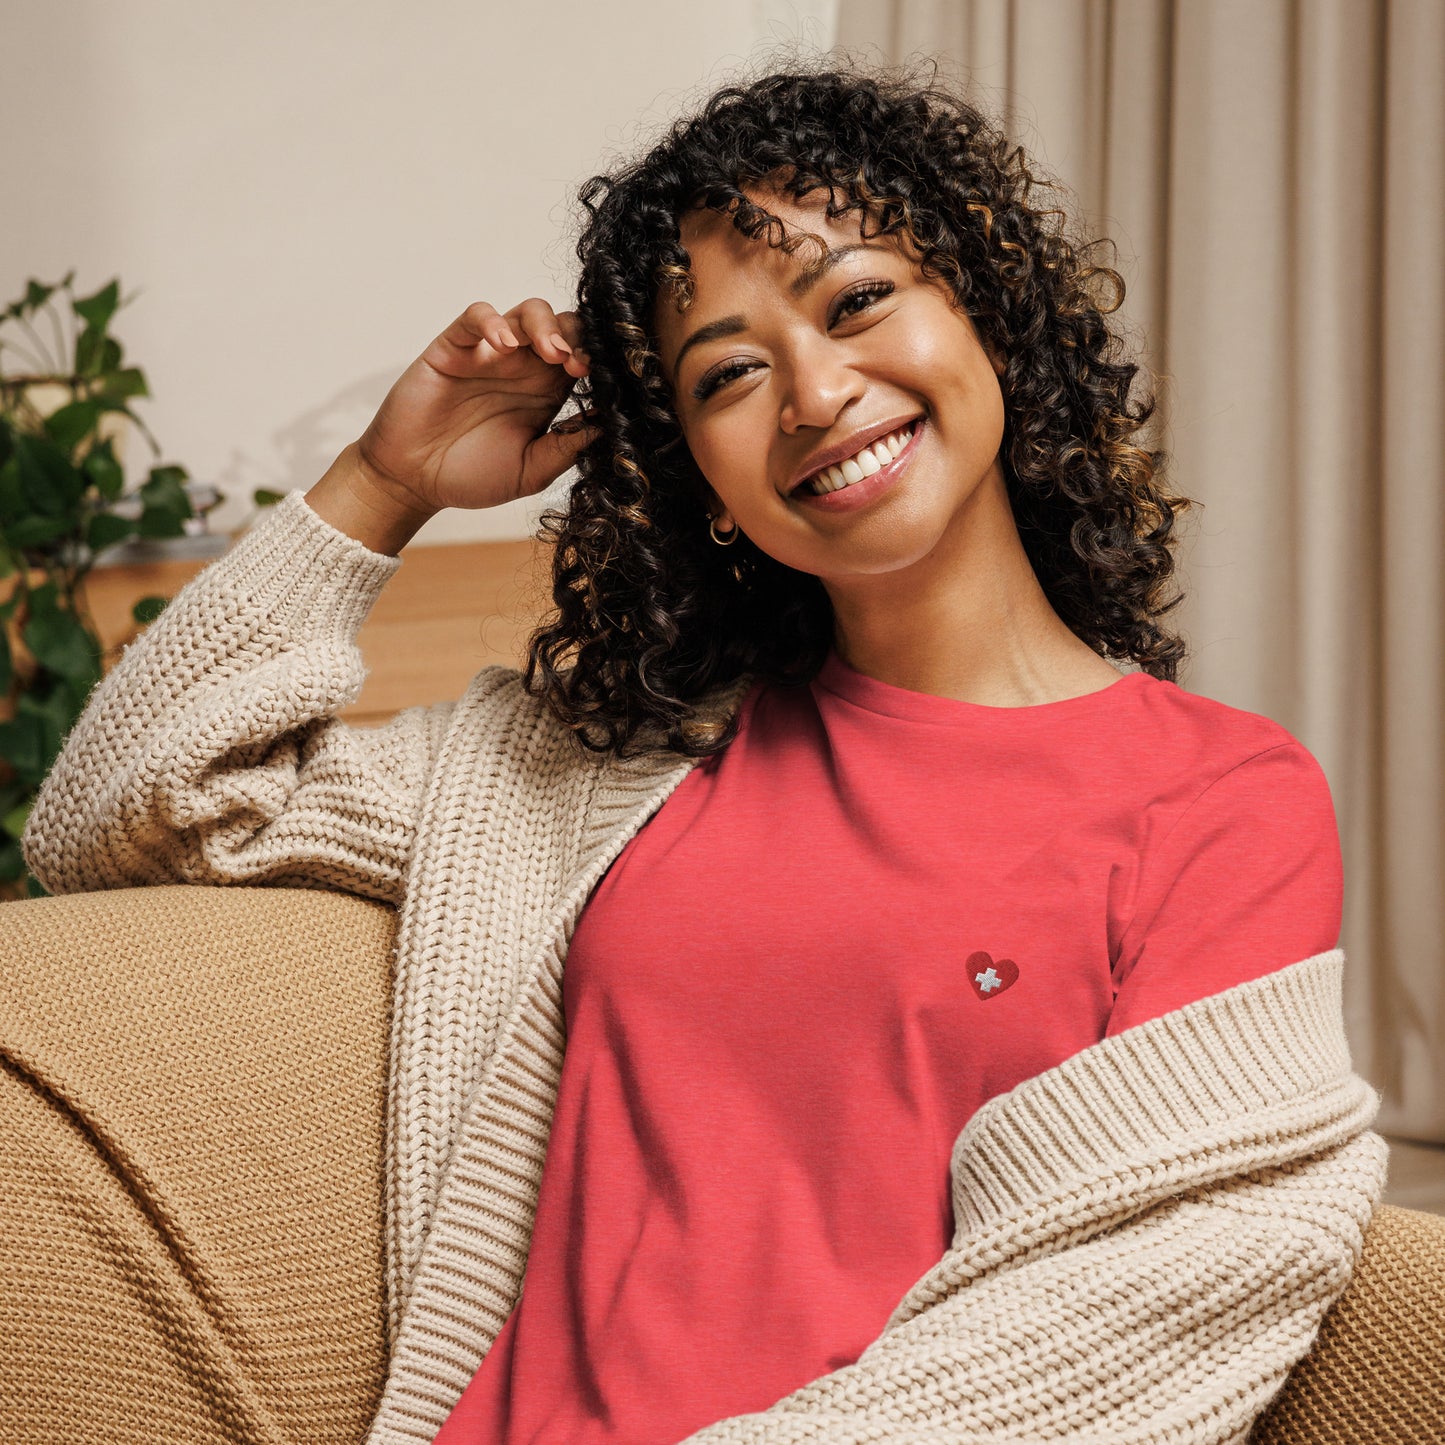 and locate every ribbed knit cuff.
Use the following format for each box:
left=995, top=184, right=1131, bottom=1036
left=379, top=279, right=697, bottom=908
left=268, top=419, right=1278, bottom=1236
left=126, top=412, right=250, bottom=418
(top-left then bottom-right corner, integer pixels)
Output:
left=948, top=947, right=1372, bottom=1233
left=212, top=487, right=404, bottom=641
